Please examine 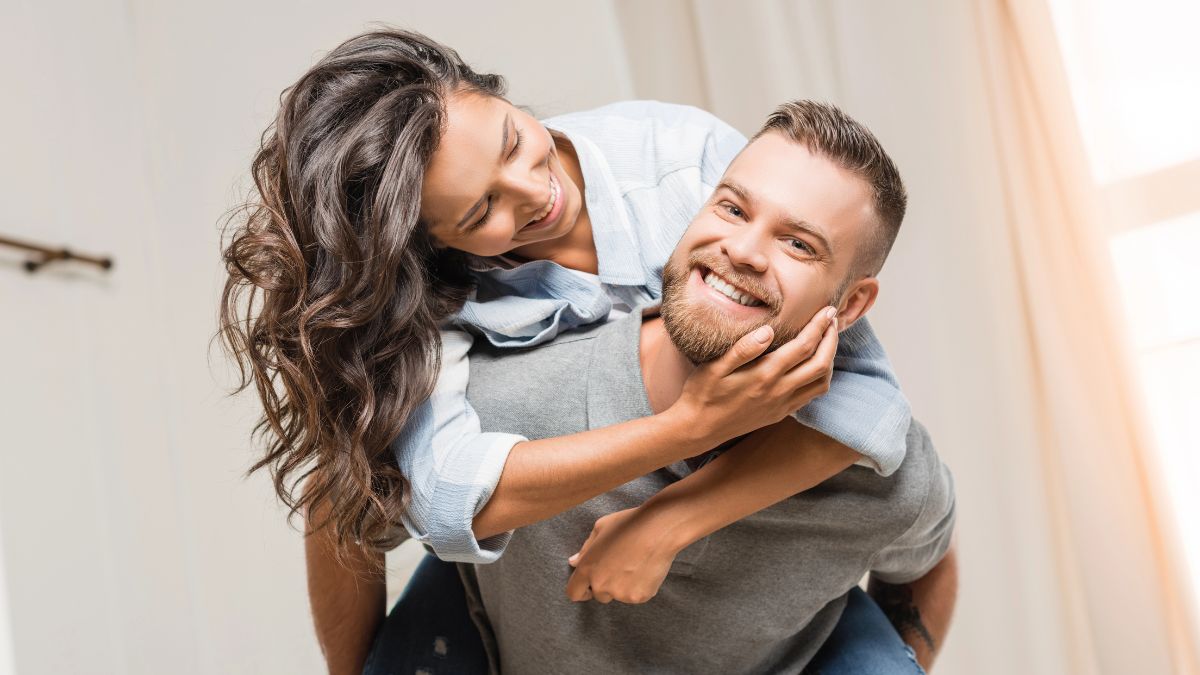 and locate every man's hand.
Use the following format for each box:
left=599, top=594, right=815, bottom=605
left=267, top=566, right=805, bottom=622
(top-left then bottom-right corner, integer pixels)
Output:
left=564, top=506, right=682, bottom=604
